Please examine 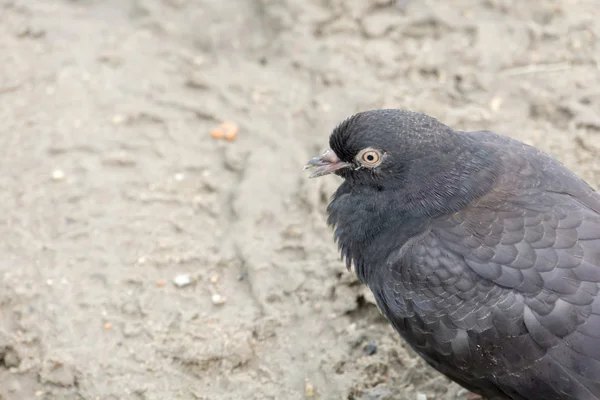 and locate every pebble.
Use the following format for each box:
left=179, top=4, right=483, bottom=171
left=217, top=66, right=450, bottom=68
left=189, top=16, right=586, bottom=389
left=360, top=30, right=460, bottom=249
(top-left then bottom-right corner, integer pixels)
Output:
left=3, top=347, right=20, bottom=368
left=209, top=273, right=219, bottom=284
left=210, top=121, right=238, bottom=141
left=304, top=379, right=315, bottom=398
left=174, top=172, right=185, bottom=181
left=364, top=343, right=377, bottom=356
left=489, top=96, right=504, bottom=112
left=417, top=393, right=428, bottom=400
left=173, top=274, right=192, bottom=287
left=51, top=169, right=65, bottom=181
left=211, top=293, right=226, bottom=305
left=193, top=55, right=205, bottom=66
